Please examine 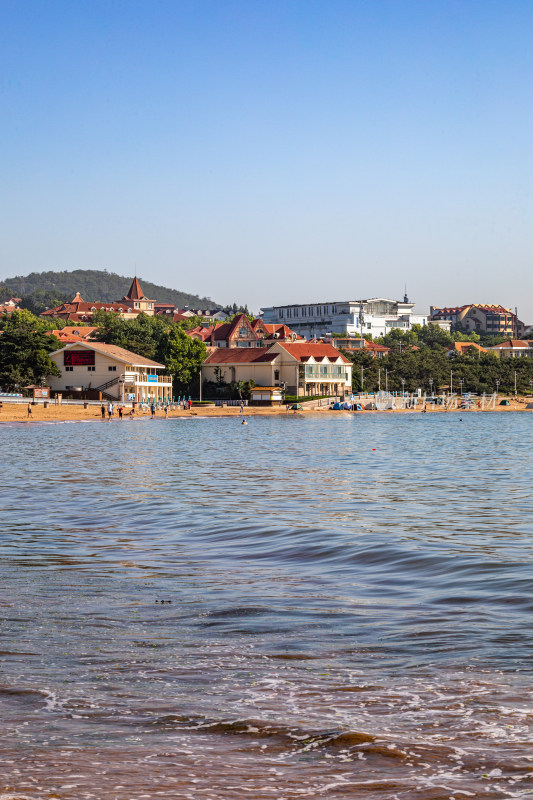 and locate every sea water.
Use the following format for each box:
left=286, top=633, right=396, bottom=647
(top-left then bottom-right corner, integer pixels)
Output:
left=0, top=412, right=532, bottom=799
